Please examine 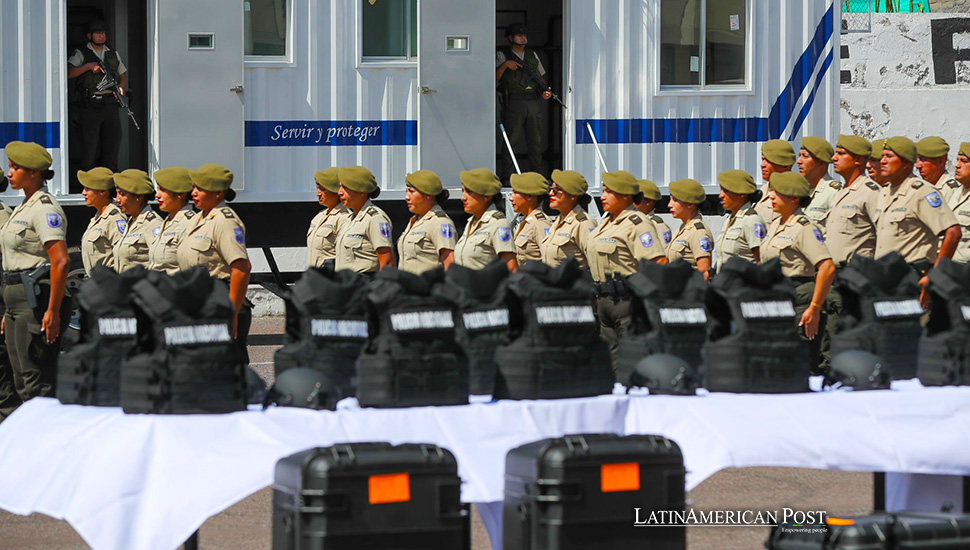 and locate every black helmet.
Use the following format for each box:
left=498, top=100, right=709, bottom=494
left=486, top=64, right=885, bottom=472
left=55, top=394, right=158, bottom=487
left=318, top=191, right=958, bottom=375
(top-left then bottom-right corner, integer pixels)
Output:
left=87, top=19, right=108, bottom=33
left=825, top=351, right=891, bottom=390
left=628, top=354, right=698, bottom=395
left=263, top=368, right=340, bottom=410
left=505, top=24, right=527, bottom=38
